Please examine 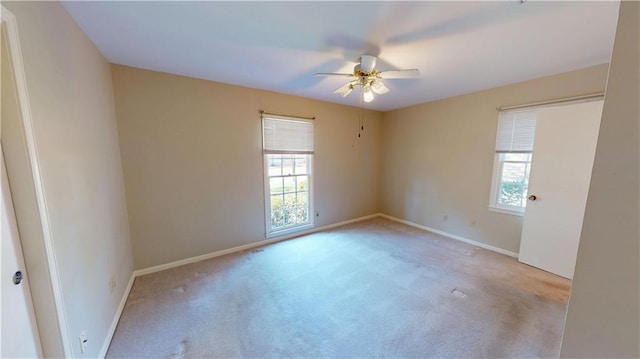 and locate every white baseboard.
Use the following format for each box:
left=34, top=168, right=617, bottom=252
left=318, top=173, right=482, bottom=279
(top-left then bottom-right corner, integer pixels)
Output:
left=379, top=214, right=519, bottom=258
left=99, top=273, right=136, bottom=358
left=134, top=213, right=381, bottom=277
left=133, top=213, right=517, bottom=278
